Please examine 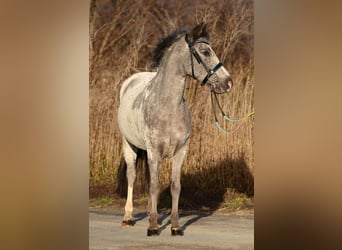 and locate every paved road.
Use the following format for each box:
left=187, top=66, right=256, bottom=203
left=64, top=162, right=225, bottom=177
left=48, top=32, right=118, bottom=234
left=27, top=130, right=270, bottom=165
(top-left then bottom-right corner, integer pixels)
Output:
left=89, top=208, right=254, bottom=250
